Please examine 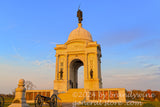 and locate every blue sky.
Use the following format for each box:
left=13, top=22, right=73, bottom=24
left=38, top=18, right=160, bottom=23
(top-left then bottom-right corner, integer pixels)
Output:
left=0, top=0, right=160, bottom=94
